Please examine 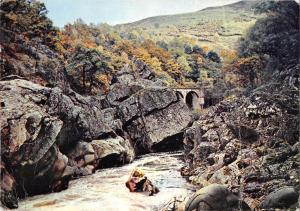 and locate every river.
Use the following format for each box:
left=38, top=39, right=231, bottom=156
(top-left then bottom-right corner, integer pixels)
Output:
left=16, top=152, right=195, bottom=211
